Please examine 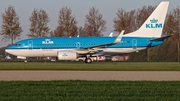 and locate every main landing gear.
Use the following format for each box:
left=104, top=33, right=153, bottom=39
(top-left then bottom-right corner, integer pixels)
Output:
left=85, top=58, right=92, bottom=63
